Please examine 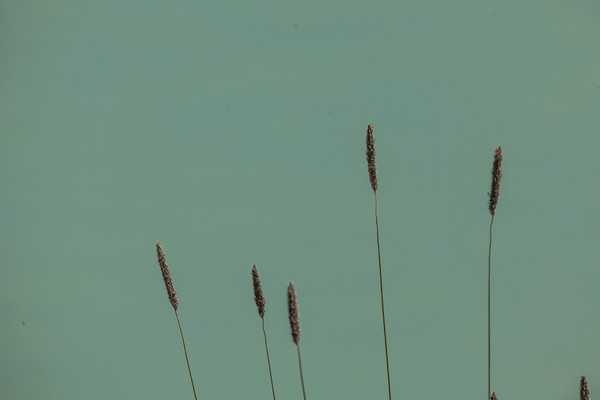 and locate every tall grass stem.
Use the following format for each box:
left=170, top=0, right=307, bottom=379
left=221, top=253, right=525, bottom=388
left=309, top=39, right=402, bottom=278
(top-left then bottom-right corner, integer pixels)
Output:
left=262, top=317, right=276, bottom=400
left=297, top=345, right=307, bottom=400
left=175, top=310, right=198, bottom=400
left=488, top=215, right=494, bottom=400
left=375, top=192, right=392, bottom=400
left=487, top=146, right=501, bottom=399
